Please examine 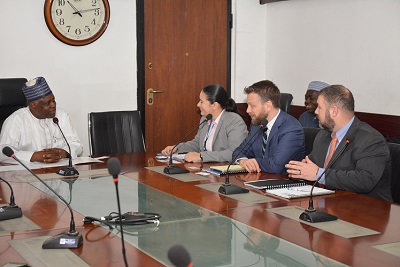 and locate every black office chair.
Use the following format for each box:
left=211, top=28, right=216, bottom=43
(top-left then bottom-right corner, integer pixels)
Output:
left=88, top=111, right=146, bottom=155
left=0, top=78, right=27, bottom=130
left=303, top=127, right=321, bottom=155
left=280, top=93, right=293, bottom=114
left=388, top=142, right=400, bottom=204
